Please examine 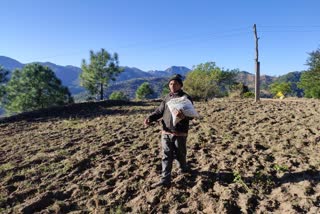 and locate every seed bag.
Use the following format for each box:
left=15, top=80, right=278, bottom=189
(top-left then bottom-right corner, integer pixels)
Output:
left=166, top=96, right=199, bottom=126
